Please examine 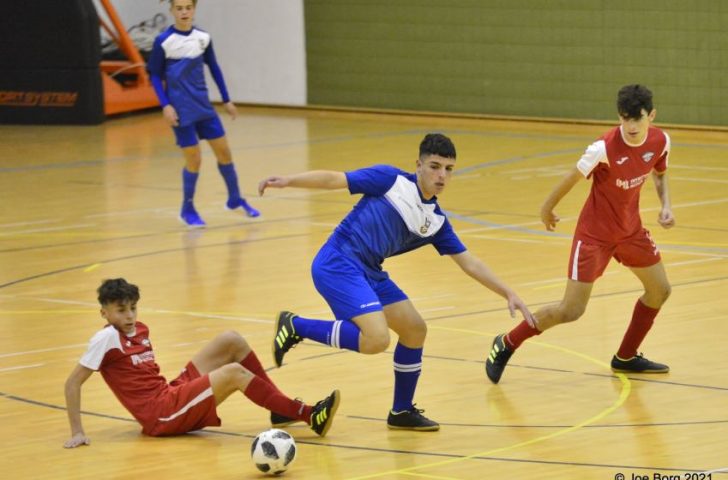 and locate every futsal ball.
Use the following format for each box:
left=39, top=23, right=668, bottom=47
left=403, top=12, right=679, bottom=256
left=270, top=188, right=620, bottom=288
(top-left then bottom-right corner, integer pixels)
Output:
left=250, top=428, right=297, bottom=475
